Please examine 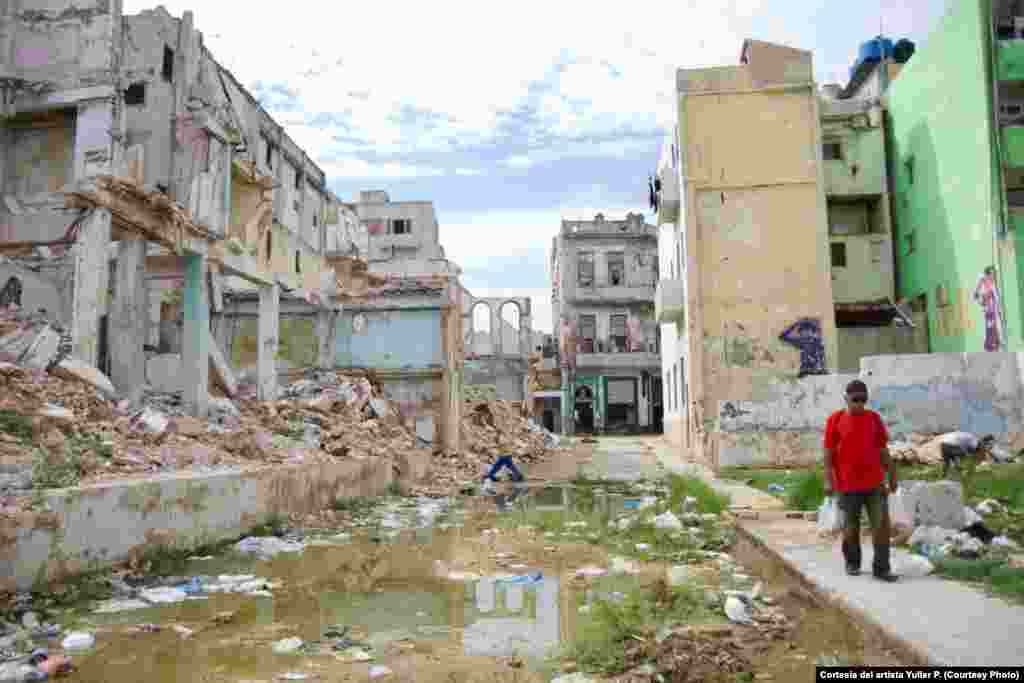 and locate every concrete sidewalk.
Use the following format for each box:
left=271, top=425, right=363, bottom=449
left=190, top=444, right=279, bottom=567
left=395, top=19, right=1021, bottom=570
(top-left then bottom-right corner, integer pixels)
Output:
left=741, top=515, right=1024, bottom=666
